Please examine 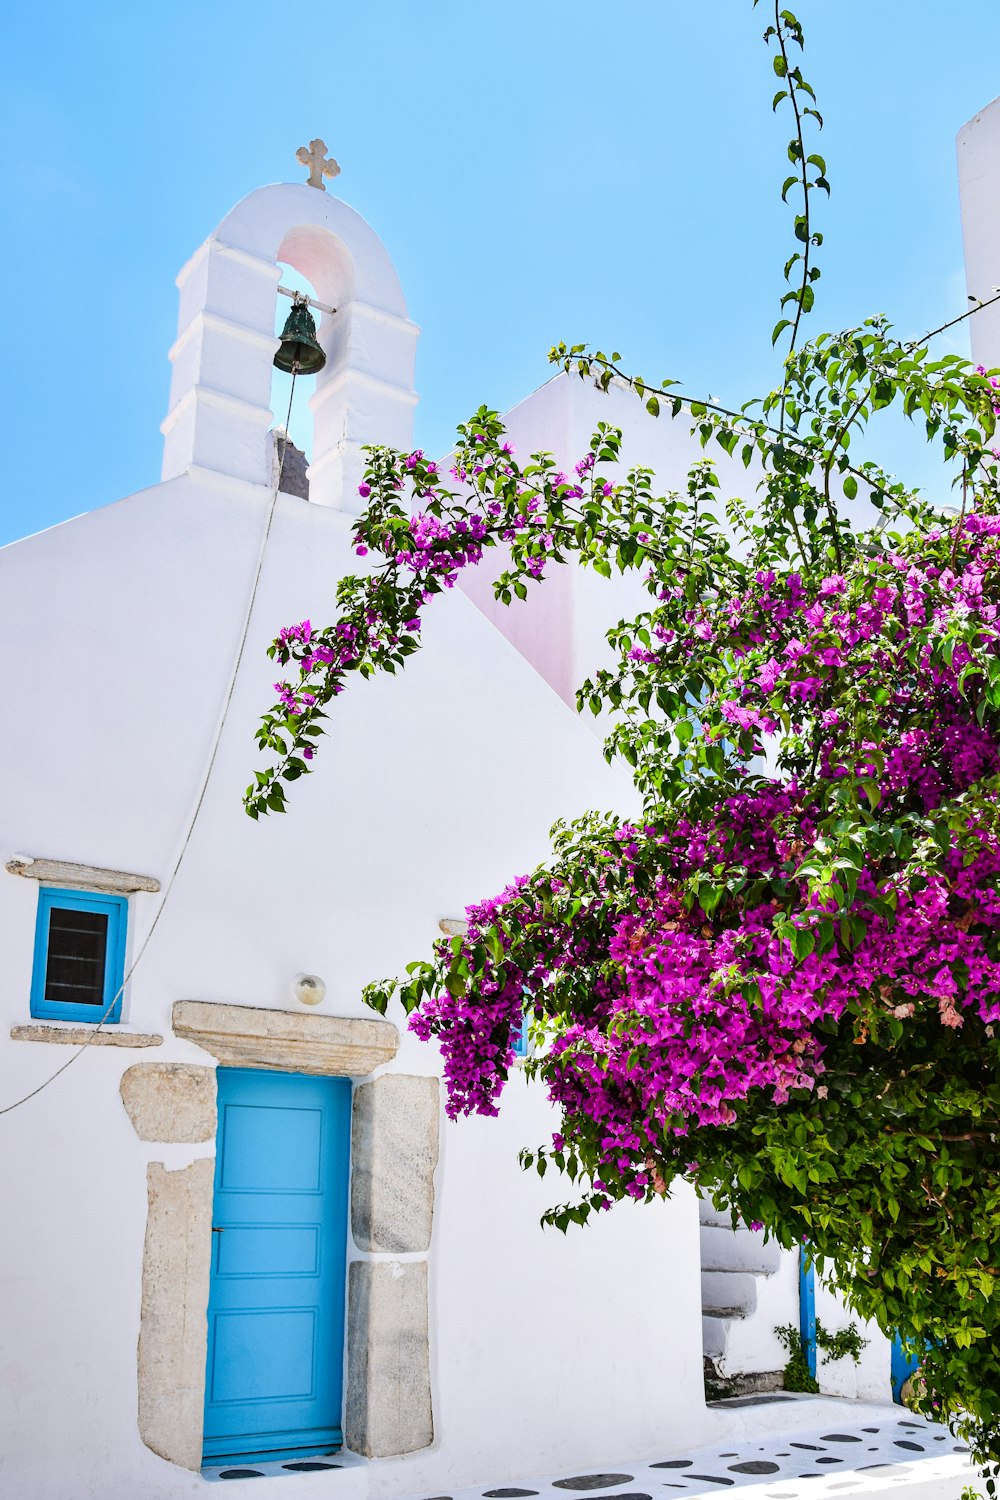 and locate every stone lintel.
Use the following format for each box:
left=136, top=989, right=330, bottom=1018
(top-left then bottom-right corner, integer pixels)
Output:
left=10, top=1024, right=163, bottom=1048
left=346, top=1260, right=433, bottom=1458
left=137, top=1159, right=214, bottom=1472
left=5, top=855, right=160, bottom=893
left=121, top=1063, right=217, bottom=1143
left=352, top=1075, right=440, bottom=1253
left=172, top=1000, right=399, bottom=1076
